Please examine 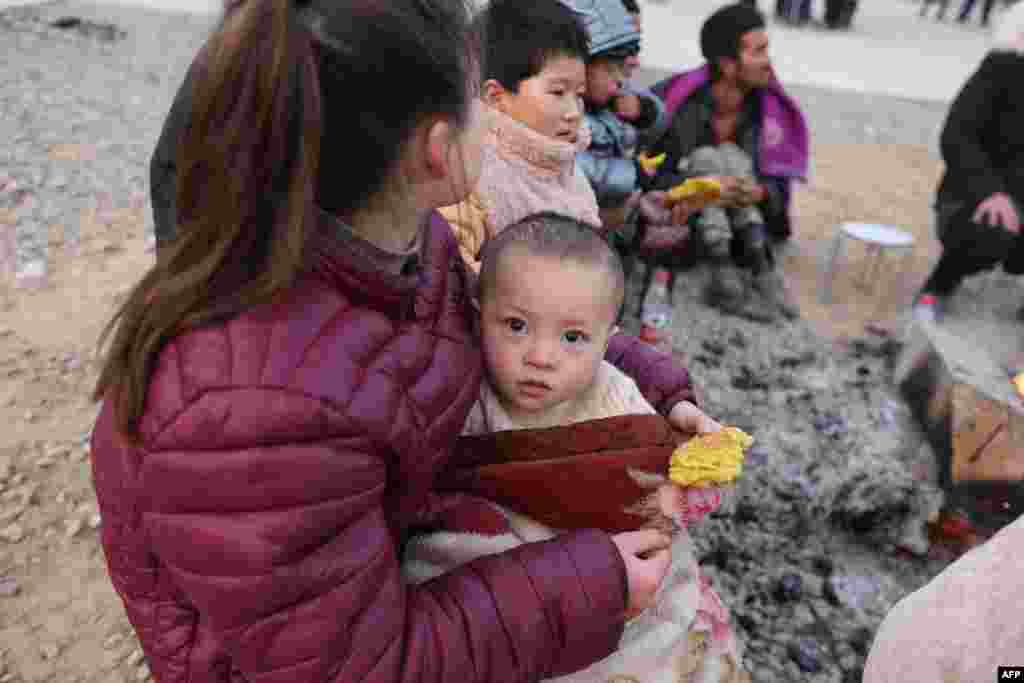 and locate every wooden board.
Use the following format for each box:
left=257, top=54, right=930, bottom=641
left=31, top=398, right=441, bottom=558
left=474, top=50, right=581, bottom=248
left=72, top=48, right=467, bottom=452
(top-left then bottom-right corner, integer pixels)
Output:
left=896, top=319, right=1024, bottom=487
left=951, top=382, right=1024, bottom=483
